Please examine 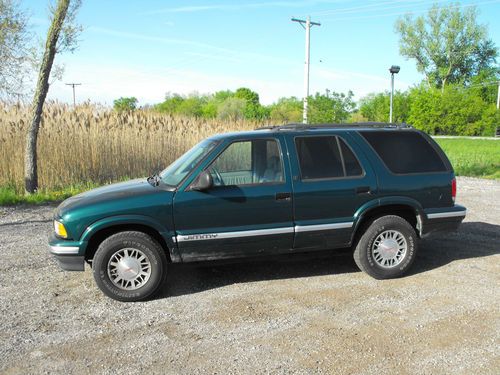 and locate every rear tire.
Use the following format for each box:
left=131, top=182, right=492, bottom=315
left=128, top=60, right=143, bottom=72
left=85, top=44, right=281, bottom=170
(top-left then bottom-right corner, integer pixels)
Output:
left=92, top=231, right=167, bottom=302
left=353, top=215, right=418, bottom=279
